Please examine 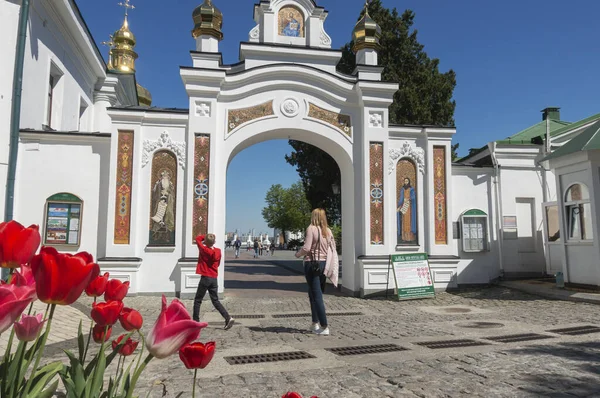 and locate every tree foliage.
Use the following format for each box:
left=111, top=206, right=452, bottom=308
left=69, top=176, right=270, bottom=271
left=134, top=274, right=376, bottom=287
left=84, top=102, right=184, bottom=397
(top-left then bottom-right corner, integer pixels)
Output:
left=287, top=0, right=457, bottom=221
left=261, top=182, right=311, bottom=242
left=451, top=143, right=460, bottom=161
